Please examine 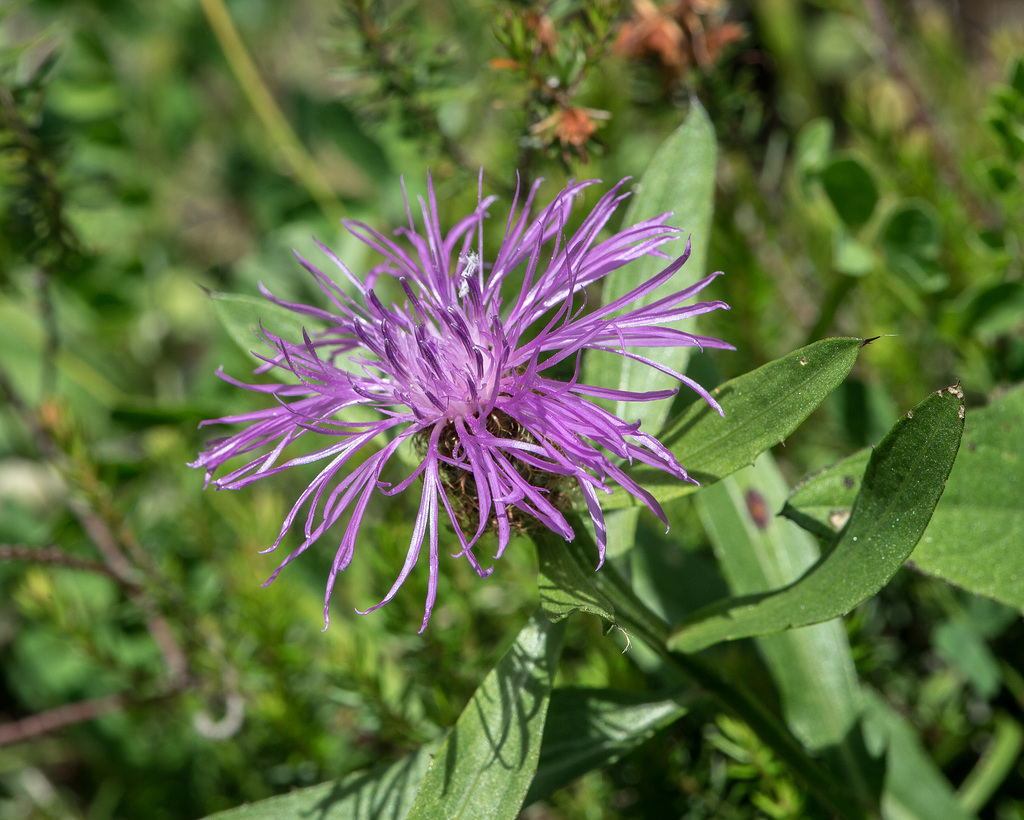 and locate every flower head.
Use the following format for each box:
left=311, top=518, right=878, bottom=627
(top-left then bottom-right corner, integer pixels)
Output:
left=192, top=176, right=731, bottom=631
